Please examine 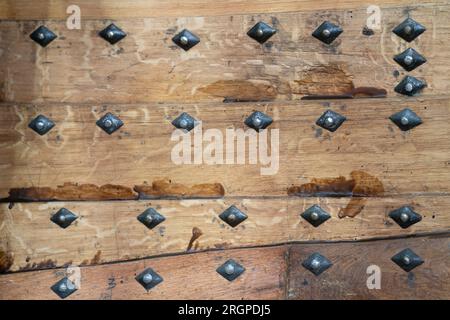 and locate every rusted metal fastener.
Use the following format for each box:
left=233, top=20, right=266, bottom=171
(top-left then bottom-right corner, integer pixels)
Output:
left=135, top=268, right=163, bottom=291
left=301, top=204, right=331, bottom=227
left=244, top=111, right=273, bottom=131
left=51, top=277, right=78, bottom=299
left=99, top=23, right=127, bottom=44
left=30, top=25, right=57, bottom=47
left=389, top=108, right=422, bottom=131
left=247, top=21, right=277, bottom=44
left=28, top=115, right=55, bottom=135
left=388, top=206, right=422, bottom=228
left=302, top=252, right=333, bottom=276
left=137, top=208, right=166, bottom=230
left=172, top=29, right=200, bottom=51
left=392, top=18, right=426, bottom=42
left=219, top=205, right=247, bottom=227
left=50, top=208, right=78, bottom=229
left=312, top=21, right=343, bottom=44
left=216, top=259, right=245, bottom=281
left=391, top=248, right=424, bottom=272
